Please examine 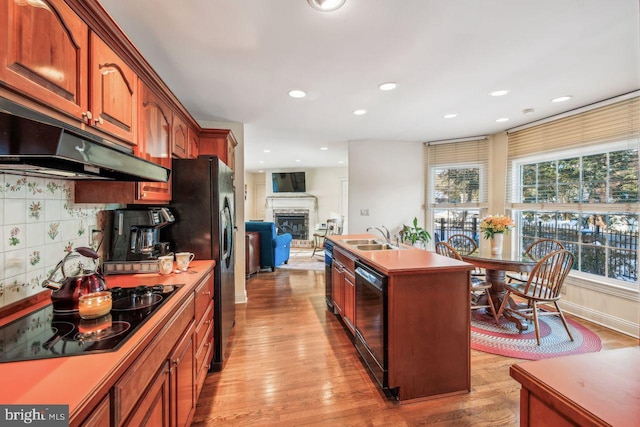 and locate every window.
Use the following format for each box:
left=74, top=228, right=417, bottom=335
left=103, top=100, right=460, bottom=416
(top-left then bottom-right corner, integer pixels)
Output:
left=508, top=96, right=640, bottom=289
left=427, top=138, right=488, bottom=243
